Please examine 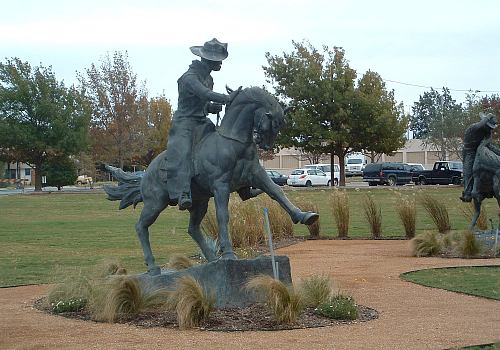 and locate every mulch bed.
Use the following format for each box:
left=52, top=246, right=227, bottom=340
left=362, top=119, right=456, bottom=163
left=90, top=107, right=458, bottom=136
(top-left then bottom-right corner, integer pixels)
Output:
left=34, top=298, right=378, bottom=332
